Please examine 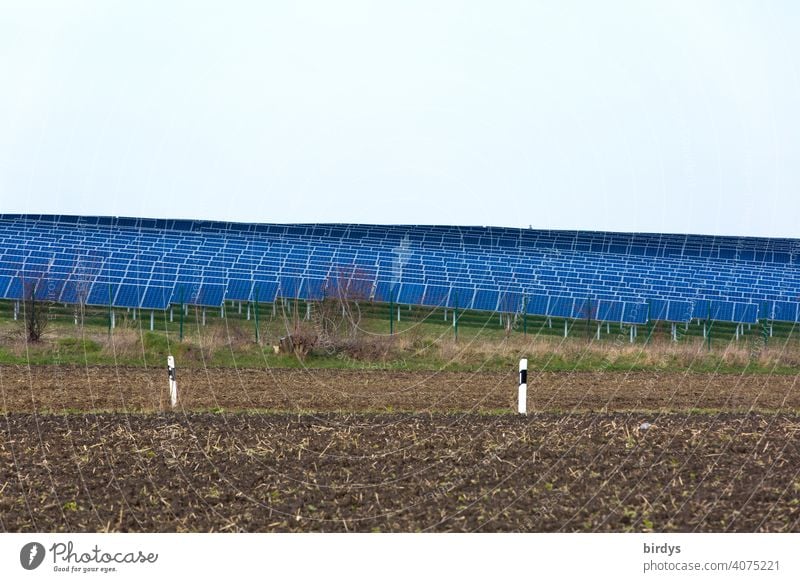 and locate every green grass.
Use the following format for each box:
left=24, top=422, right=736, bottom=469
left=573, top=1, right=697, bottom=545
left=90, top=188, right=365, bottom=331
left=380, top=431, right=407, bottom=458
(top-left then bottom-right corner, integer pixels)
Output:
left=1, top=298, right=798, bottom=374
